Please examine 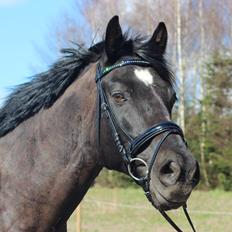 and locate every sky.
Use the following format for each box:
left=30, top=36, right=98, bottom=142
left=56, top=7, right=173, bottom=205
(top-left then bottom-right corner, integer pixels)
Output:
left=0, top=0, right=78, bottom=105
